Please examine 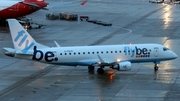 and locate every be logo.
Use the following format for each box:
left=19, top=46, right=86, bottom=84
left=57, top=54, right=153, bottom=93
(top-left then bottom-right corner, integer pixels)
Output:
left=124, top=46, right=151, bottom=57
left=135, top=46, right=150, bottom=55
left=32, top=46, right=58, bottom=62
